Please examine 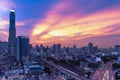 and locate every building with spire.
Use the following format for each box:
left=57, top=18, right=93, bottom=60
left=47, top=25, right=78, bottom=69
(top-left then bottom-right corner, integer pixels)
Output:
left=8, top=9, right=16, bottom=56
